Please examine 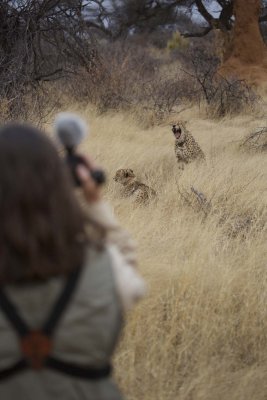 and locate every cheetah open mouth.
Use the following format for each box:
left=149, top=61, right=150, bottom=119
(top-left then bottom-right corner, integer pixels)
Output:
left=172, top=126, right=182, bottom=139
